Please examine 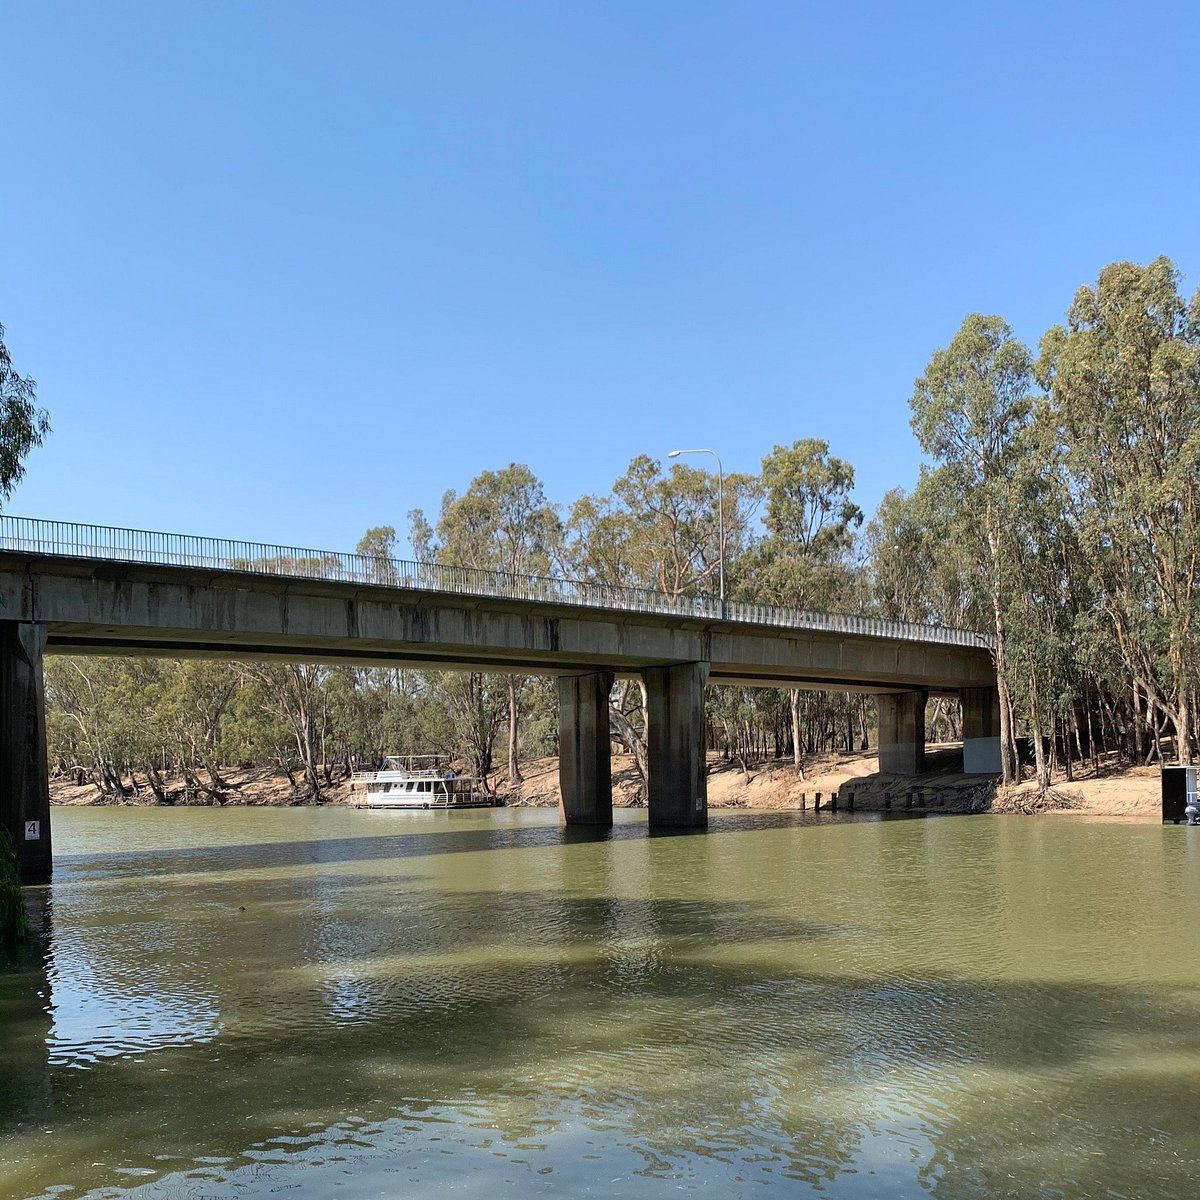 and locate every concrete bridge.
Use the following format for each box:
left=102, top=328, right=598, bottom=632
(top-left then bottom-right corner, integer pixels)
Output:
left=0, top=518, right=1001, bottom=879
